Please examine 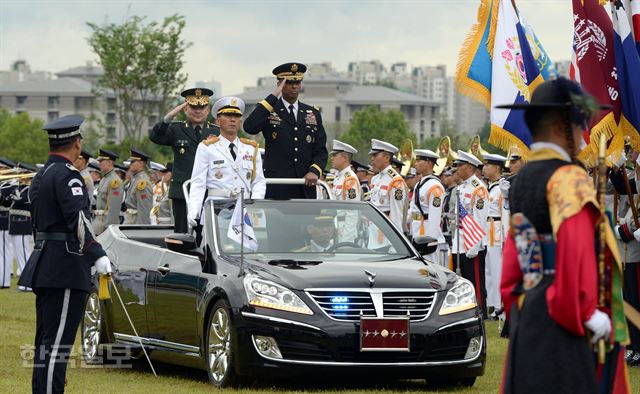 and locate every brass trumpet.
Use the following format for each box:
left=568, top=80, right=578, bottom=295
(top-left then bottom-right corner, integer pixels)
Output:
left=0, top=172, right=35, bottom=181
